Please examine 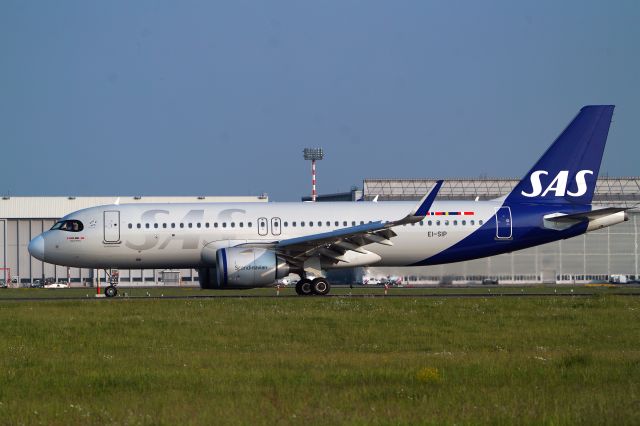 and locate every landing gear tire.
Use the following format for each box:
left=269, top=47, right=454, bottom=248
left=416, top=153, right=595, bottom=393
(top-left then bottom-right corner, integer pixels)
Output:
left=311, top=278, right=331, bottom=296
left=105, top=286, right=118, bottom=298
left=295, top=279, right=312, bottom=296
